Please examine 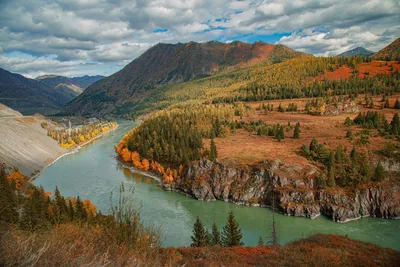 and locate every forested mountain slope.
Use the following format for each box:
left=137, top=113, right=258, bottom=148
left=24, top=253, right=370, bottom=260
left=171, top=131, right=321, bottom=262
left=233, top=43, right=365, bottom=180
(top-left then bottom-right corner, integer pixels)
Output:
left=0, top=68, right=68, bottom=115
left=63, top=41, right=311, bottom=117
left=372, top=37, right=400, bottom=61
